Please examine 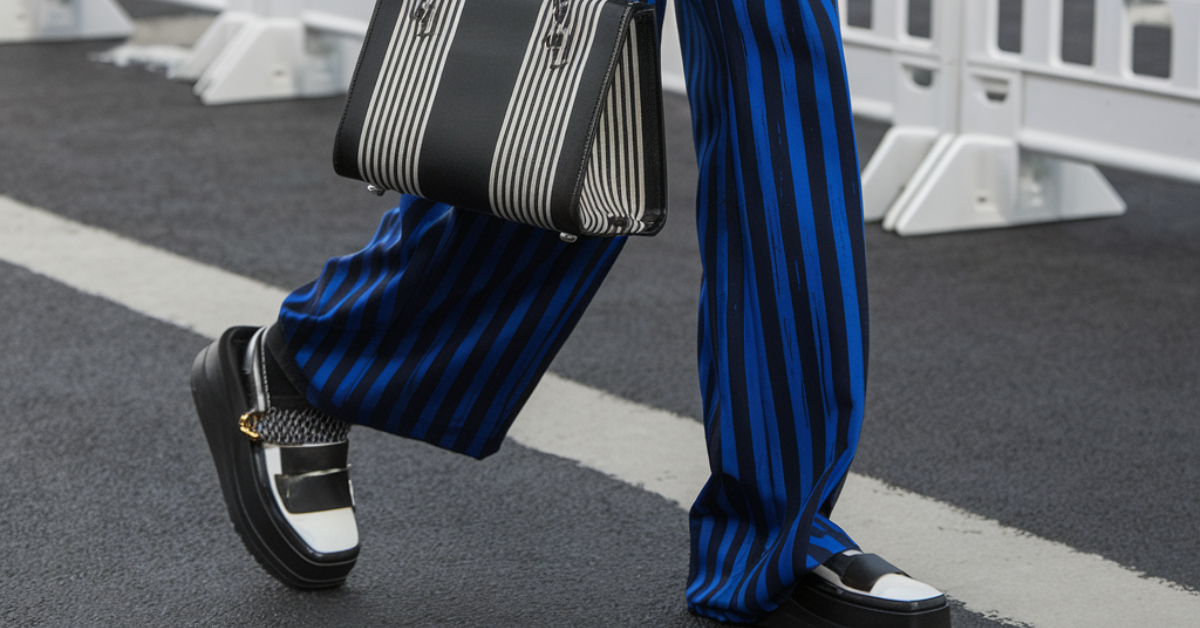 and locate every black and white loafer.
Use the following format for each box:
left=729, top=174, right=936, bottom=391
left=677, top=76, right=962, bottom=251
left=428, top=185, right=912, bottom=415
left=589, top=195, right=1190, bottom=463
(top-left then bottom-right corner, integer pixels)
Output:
left=191, top=326, right=359, bottom=589
left=759, top=551, right=951, bottom=628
